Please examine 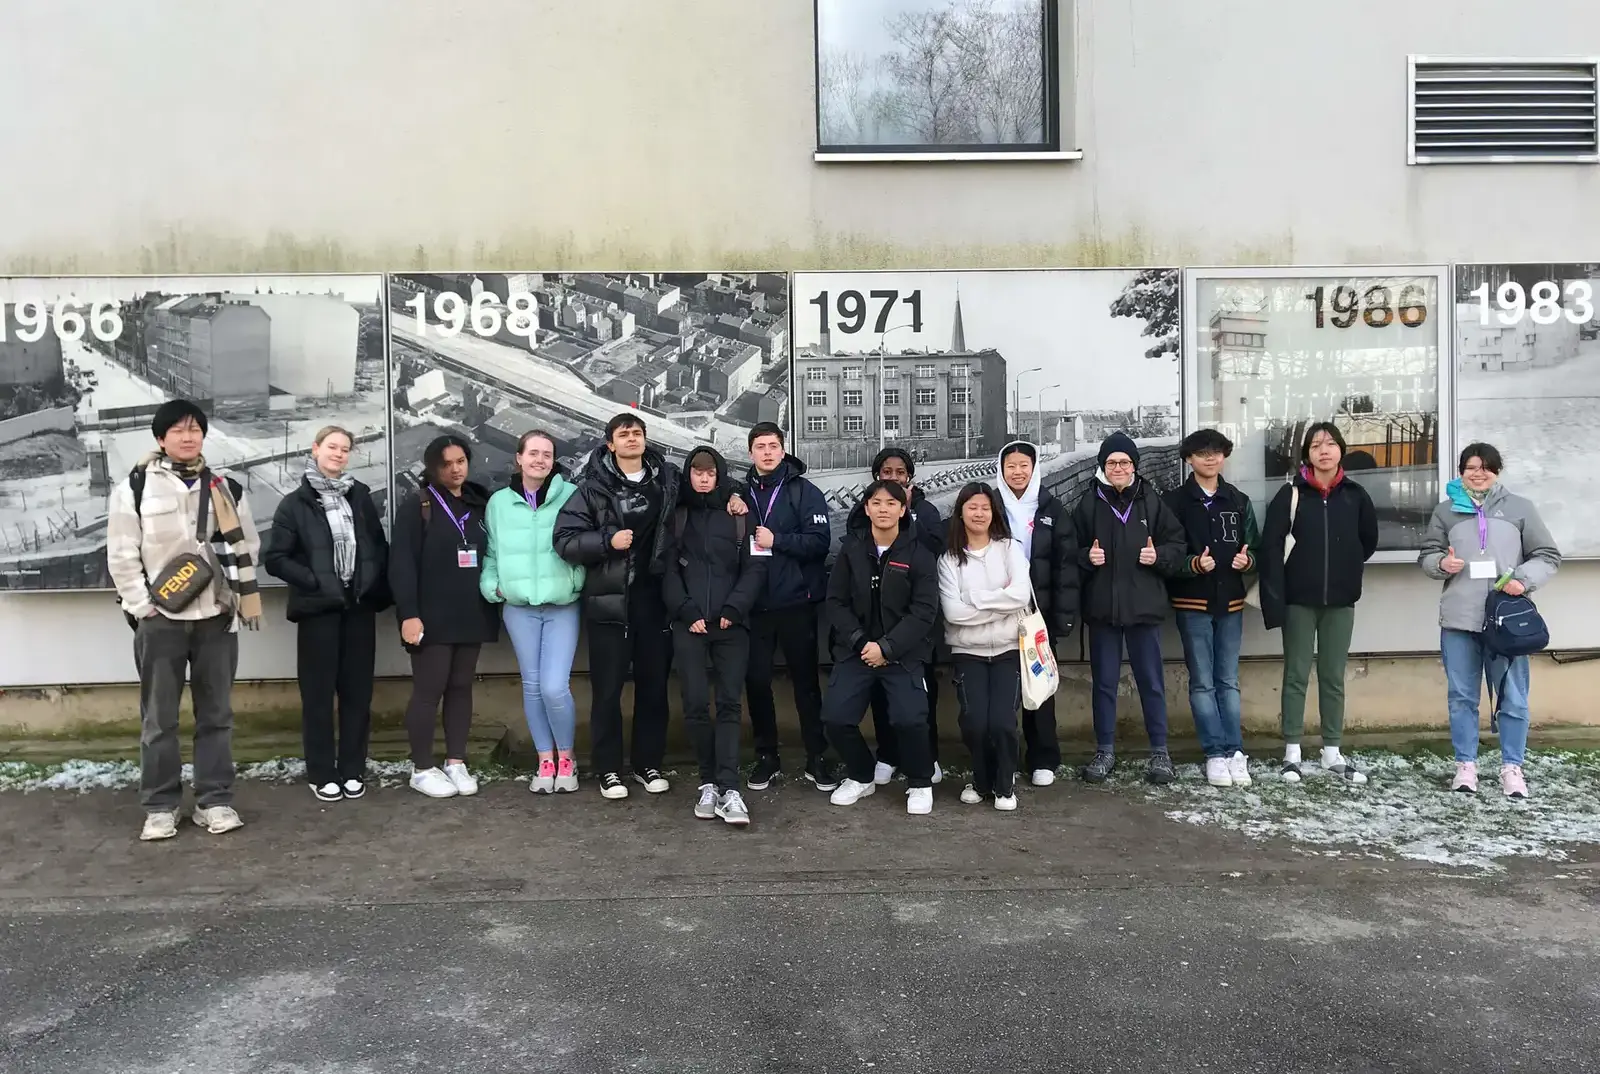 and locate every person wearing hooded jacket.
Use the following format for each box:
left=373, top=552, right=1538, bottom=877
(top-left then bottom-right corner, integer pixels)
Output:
left=481, top=430, right=585, bottom=796
left=663, top=446, right=767, bottom=826
left=1071, top=432, right=1186, bottom=785
left=822, top=480, right=941, bottom=815
left=1418, top=442, right=1560, bottom=799
left=847, top=447, right=947, bottom=787
left=995, top=440, right=1079, bottom=785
